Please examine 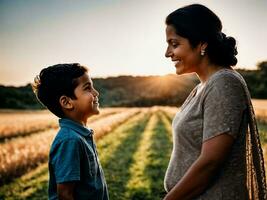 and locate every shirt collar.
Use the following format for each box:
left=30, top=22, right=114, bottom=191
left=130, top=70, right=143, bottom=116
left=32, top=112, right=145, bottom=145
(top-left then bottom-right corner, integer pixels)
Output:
left=59, top=118, right=93, bottom=137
